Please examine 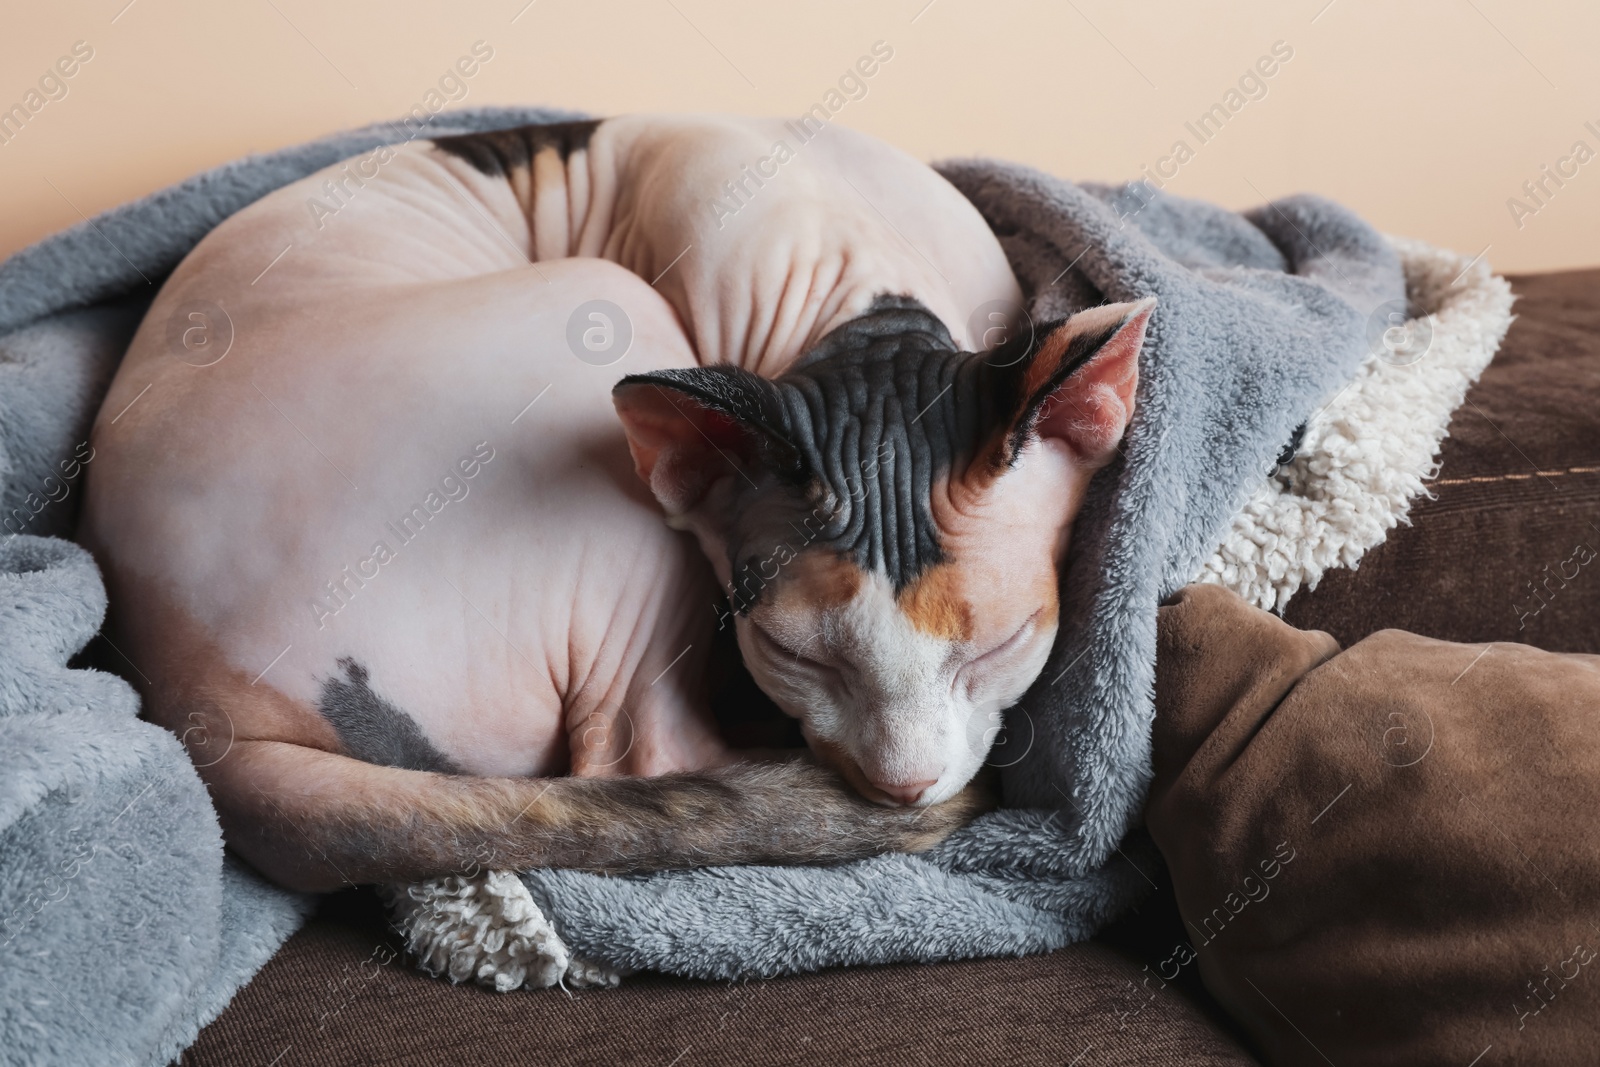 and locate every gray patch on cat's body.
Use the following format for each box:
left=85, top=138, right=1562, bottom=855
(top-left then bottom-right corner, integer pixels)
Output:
left=318, top=657, right=458, bottom=773
left=430, top=120, right=602, bottom=177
